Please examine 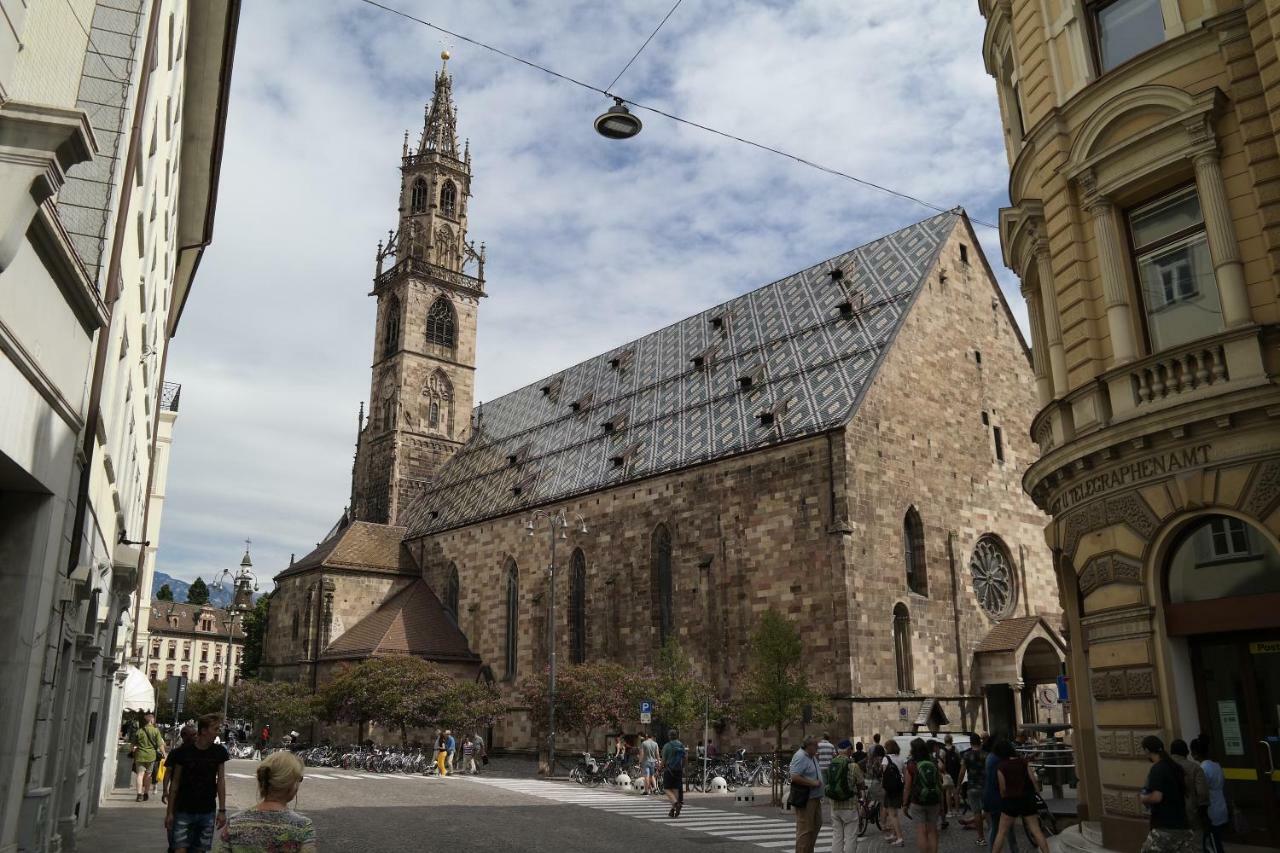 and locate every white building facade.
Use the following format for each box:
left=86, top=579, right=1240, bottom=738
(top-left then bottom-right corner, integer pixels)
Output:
left=0, top=2, right=238, bottom=851
left=143, top=601, right=245, bottom=687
